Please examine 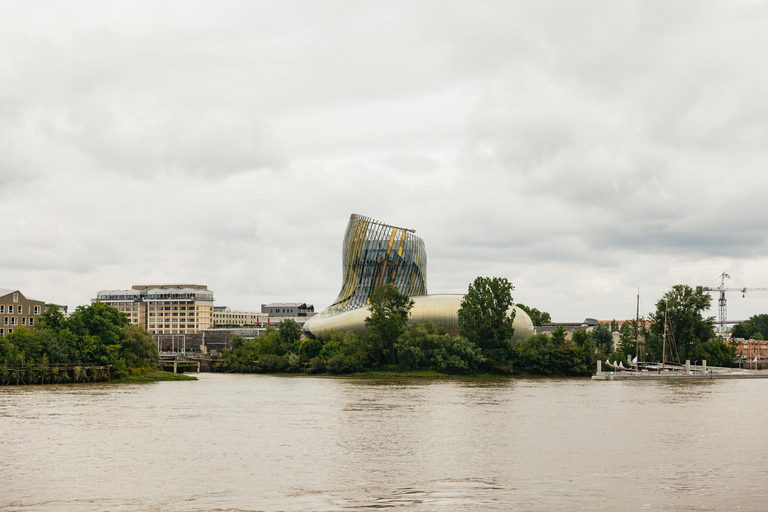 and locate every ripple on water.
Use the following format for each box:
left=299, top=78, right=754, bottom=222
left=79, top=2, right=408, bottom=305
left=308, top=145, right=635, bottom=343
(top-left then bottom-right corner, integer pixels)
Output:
left=3, top=374, right=768, bottom=511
